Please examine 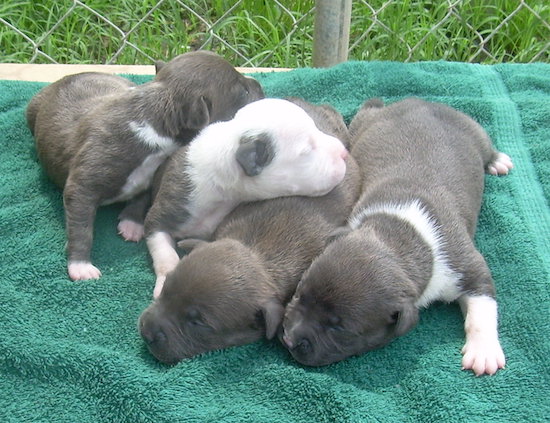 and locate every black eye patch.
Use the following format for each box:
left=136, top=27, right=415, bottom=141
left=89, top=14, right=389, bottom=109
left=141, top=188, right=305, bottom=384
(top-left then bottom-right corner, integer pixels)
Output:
left=235, top=131, right=275, bottom=177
